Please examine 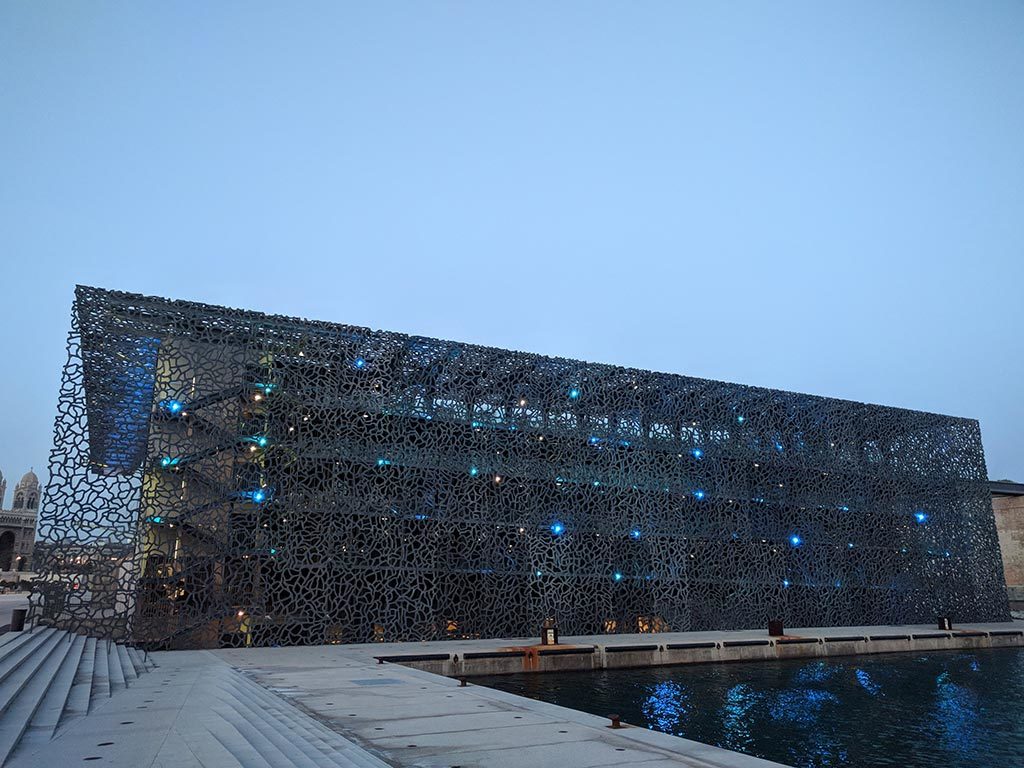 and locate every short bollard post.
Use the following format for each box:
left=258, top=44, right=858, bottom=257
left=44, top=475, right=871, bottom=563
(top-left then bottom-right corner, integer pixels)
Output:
left=459, top=678, right=468, bottom=687
left=9, top=609, right=26, bottom=632
left=608, top=714, right=622, bottom=729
